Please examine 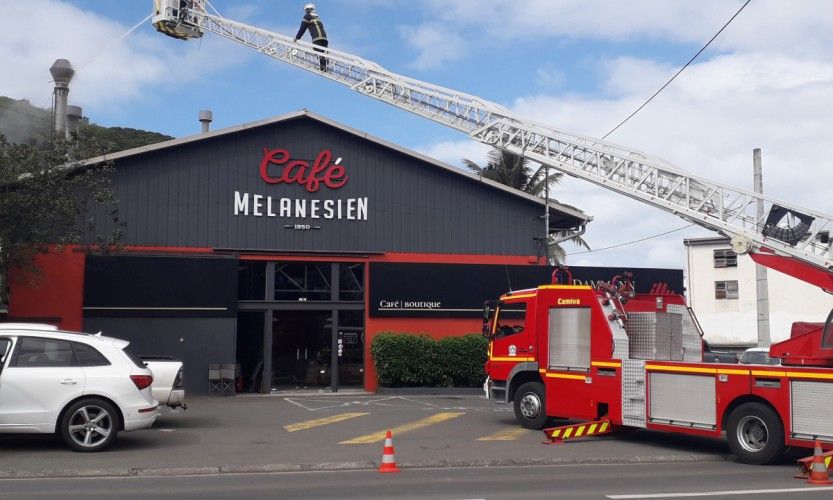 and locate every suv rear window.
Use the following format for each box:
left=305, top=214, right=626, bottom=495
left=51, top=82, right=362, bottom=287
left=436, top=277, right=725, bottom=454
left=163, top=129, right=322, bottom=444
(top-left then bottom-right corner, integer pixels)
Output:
left=122, top=346, right=147, bottom=369
left=72, top=342, right=111, bottom=367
